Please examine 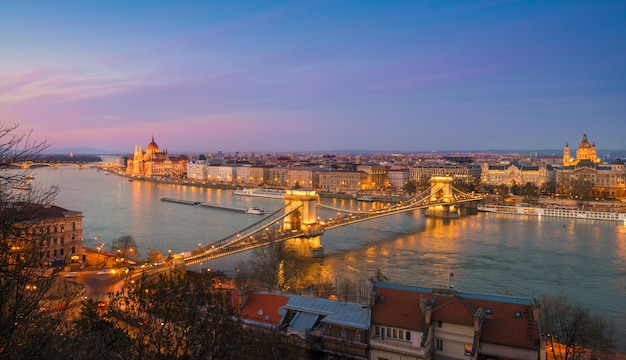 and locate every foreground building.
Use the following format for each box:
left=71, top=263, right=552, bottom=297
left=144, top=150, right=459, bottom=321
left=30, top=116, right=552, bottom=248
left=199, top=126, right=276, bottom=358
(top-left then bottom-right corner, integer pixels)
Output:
left=10, top=203, right=84, bottom=267
left=370, top=282, right=544, bottom=360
